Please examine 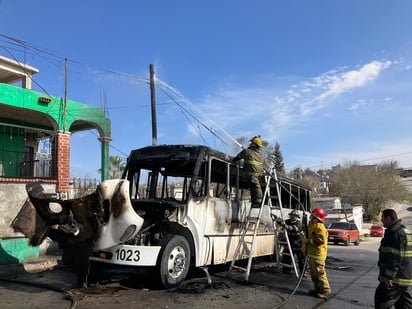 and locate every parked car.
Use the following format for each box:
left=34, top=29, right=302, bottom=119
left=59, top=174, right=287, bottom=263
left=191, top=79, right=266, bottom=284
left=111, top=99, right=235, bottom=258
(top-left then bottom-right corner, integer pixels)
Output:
left=327, top=222, right=360, bottom=246
left=370, top=225, right=384, bottom=237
